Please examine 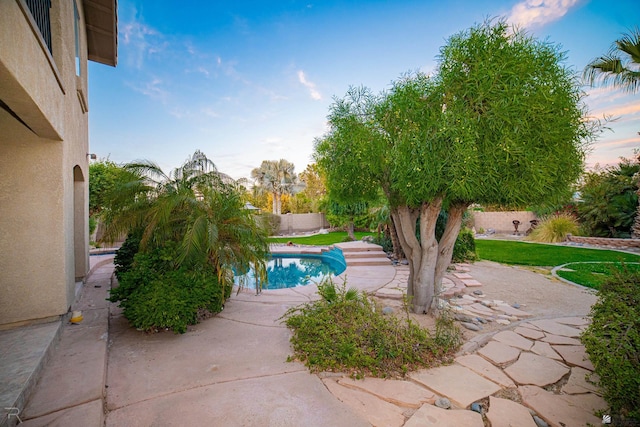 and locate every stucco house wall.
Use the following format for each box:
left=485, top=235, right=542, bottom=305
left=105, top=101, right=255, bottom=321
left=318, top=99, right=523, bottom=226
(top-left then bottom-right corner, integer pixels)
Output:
left=277, top=213, right=330, bottom=235
left=469, top=210, right=538, bottom=234
left=0, top=0, right=116, bottom=327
